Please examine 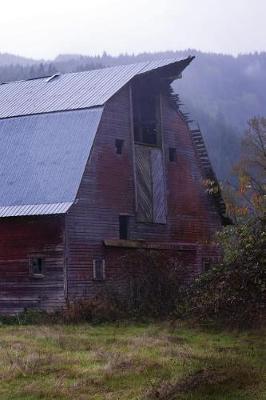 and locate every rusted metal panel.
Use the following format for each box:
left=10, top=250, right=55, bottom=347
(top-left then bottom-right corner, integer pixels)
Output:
left=0, top=57, right=193, bottom=118
left=0, top=108, right=103, bottom=217
left=135, top=145, right=153, bottom=222
left=151, top=148, right=167, bottom=223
